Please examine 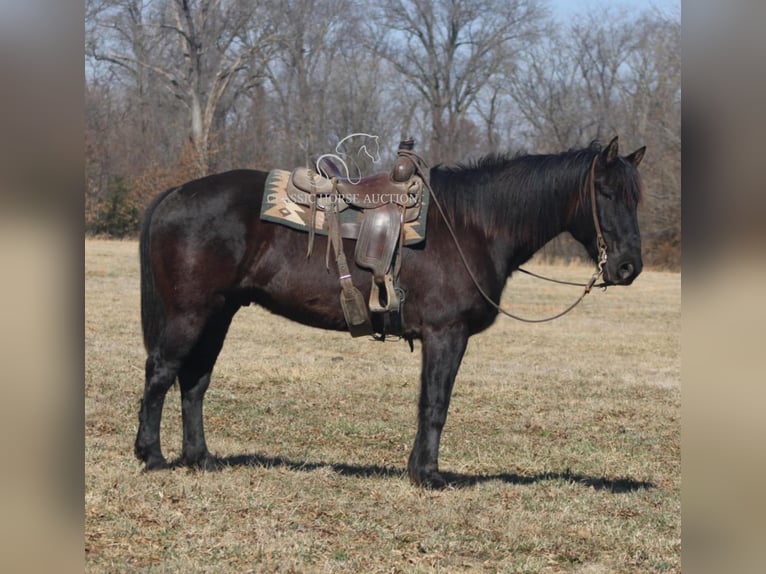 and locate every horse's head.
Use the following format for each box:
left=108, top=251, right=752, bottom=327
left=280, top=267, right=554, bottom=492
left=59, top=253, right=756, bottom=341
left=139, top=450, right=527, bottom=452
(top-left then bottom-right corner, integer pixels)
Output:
left=570, top=136, right=646, bottom=286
